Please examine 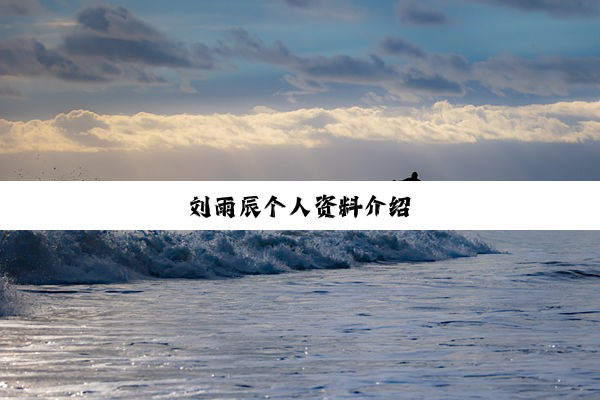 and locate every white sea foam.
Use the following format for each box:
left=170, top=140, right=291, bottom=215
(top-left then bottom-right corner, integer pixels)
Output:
left=0, top=275, right=25, bottom=317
